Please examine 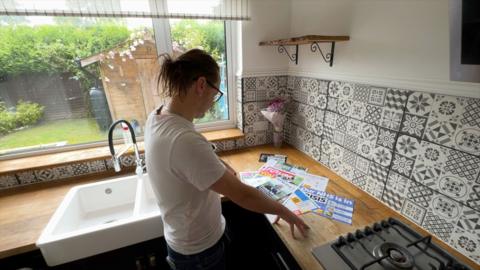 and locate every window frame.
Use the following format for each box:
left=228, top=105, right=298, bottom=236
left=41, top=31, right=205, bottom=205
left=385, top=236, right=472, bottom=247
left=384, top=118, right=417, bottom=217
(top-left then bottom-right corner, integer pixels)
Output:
left=0, top=17, right=239, bottom=160
left=153, top=18, right=238, bottom=132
